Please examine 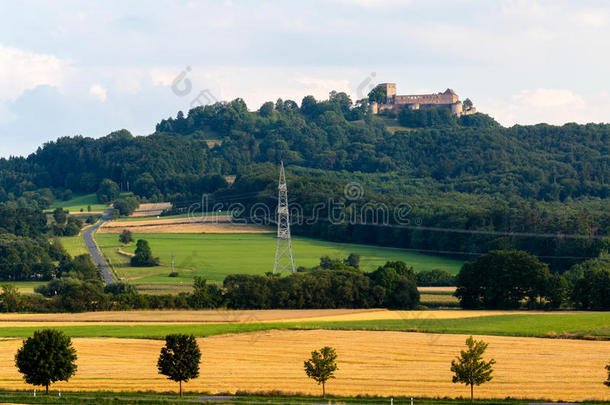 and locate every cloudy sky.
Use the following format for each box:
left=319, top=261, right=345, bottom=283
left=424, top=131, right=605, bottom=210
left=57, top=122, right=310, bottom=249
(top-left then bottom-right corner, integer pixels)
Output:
left=1, top=0, right=610, bottom=157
